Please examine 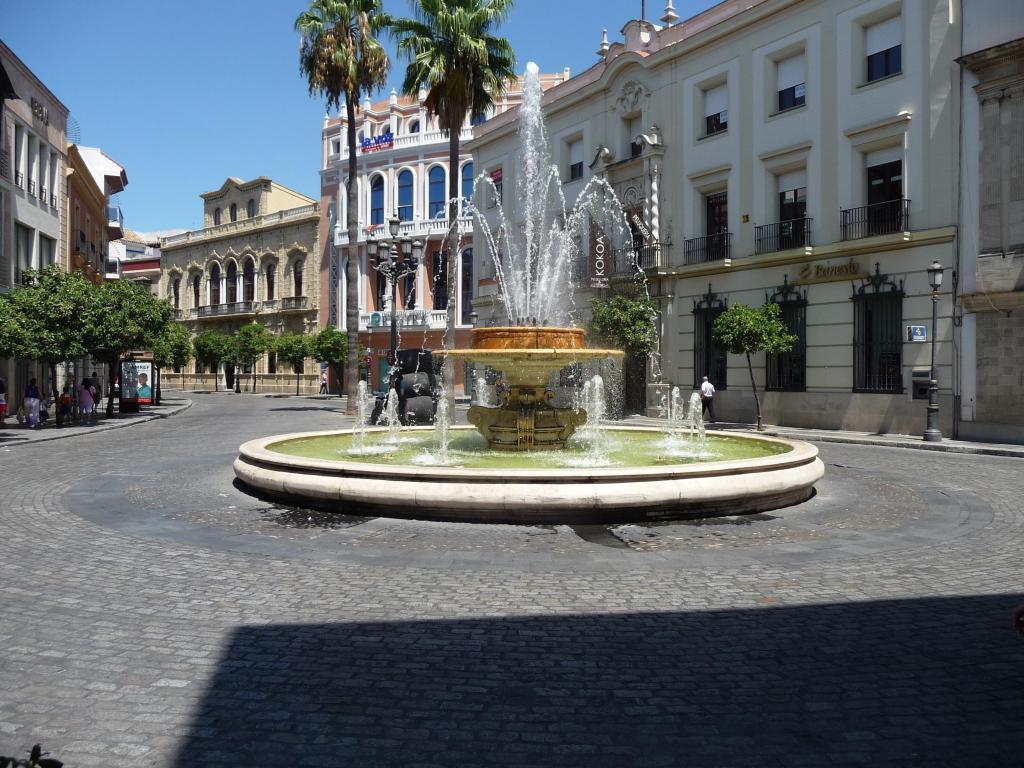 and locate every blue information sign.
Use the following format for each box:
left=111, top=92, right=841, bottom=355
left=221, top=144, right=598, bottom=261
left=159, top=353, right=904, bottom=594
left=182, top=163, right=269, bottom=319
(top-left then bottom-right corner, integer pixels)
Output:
left=907, top=325, right=927, bottom=342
